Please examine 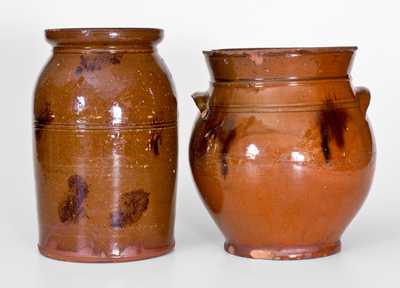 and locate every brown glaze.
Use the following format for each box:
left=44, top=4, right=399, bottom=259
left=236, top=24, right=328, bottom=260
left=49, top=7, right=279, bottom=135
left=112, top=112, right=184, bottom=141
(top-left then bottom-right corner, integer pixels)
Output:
left=190, top=47, right=375, bottom=260
left=33, top=28, right=177, bottom=262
